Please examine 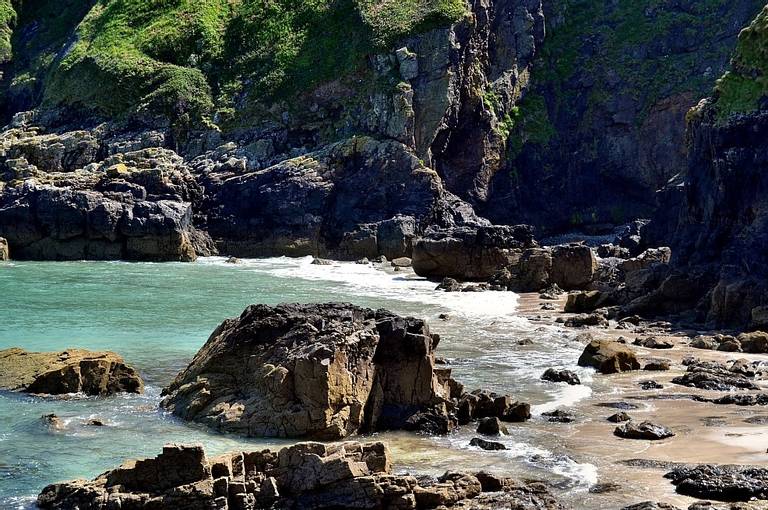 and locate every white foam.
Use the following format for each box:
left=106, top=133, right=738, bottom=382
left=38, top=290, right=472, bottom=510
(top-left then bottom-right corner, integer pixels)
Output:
left=532, top=383, right=594, bottom=415
left=201, top=256, right=526, bottom=323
